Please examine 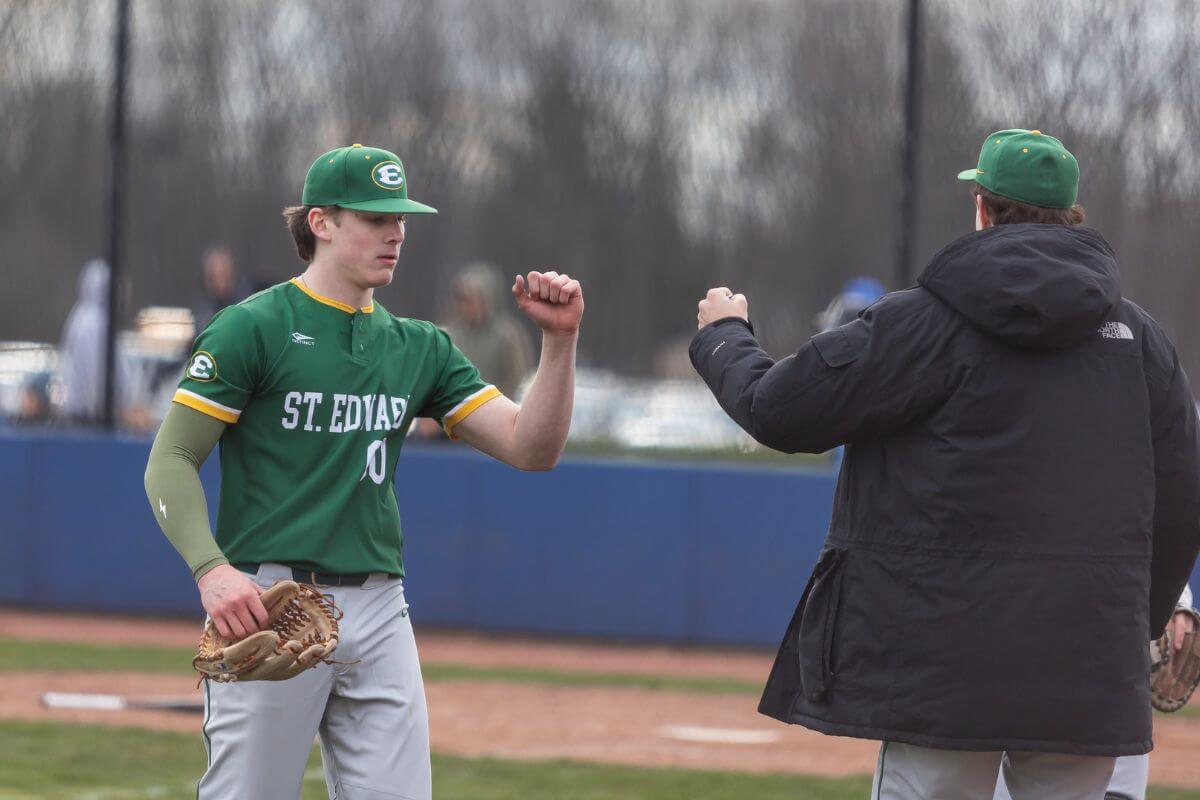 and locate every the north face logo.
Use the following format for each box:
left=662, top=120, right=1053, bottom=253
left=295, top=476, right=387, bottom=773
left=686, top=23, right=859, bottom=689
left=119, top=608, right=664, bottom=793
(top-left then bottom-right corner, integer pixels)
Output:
left=1099, top=321, right=1134, bottom=340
